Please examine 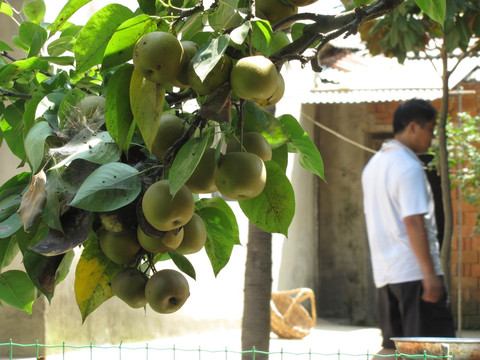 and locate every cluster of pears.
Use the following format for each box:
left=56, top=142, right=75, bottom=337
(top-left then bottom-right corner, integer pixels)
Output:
left=133, top=32, right=285, bottom=107
left=183, top=130, right=271, bottom=201
left=98, top=180, right=207, bottom=313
